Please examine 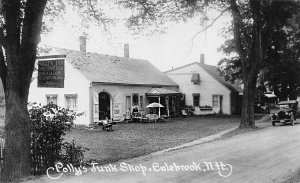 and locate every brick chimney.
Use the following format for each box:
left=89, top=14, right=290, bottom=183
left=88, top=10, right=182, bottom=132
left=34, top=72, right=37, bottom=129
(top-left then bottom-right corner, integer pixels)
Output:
left=124, top=43, right=129, bottom=58
left=200, top=53, right=205, bottom=64
left=79, top=36, right=86, bottom=52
